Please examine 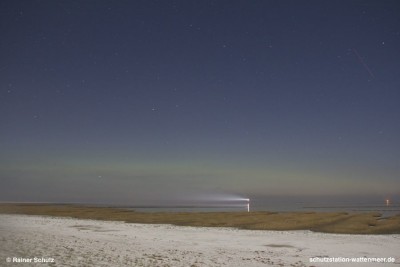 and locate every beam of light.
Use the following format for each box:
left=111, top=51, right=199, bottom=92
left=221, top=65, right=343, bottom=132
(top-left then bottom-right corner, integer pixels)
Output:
left=224, top=198, right=250, bottom=202
left=179, top=193, right=250, bottom=211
